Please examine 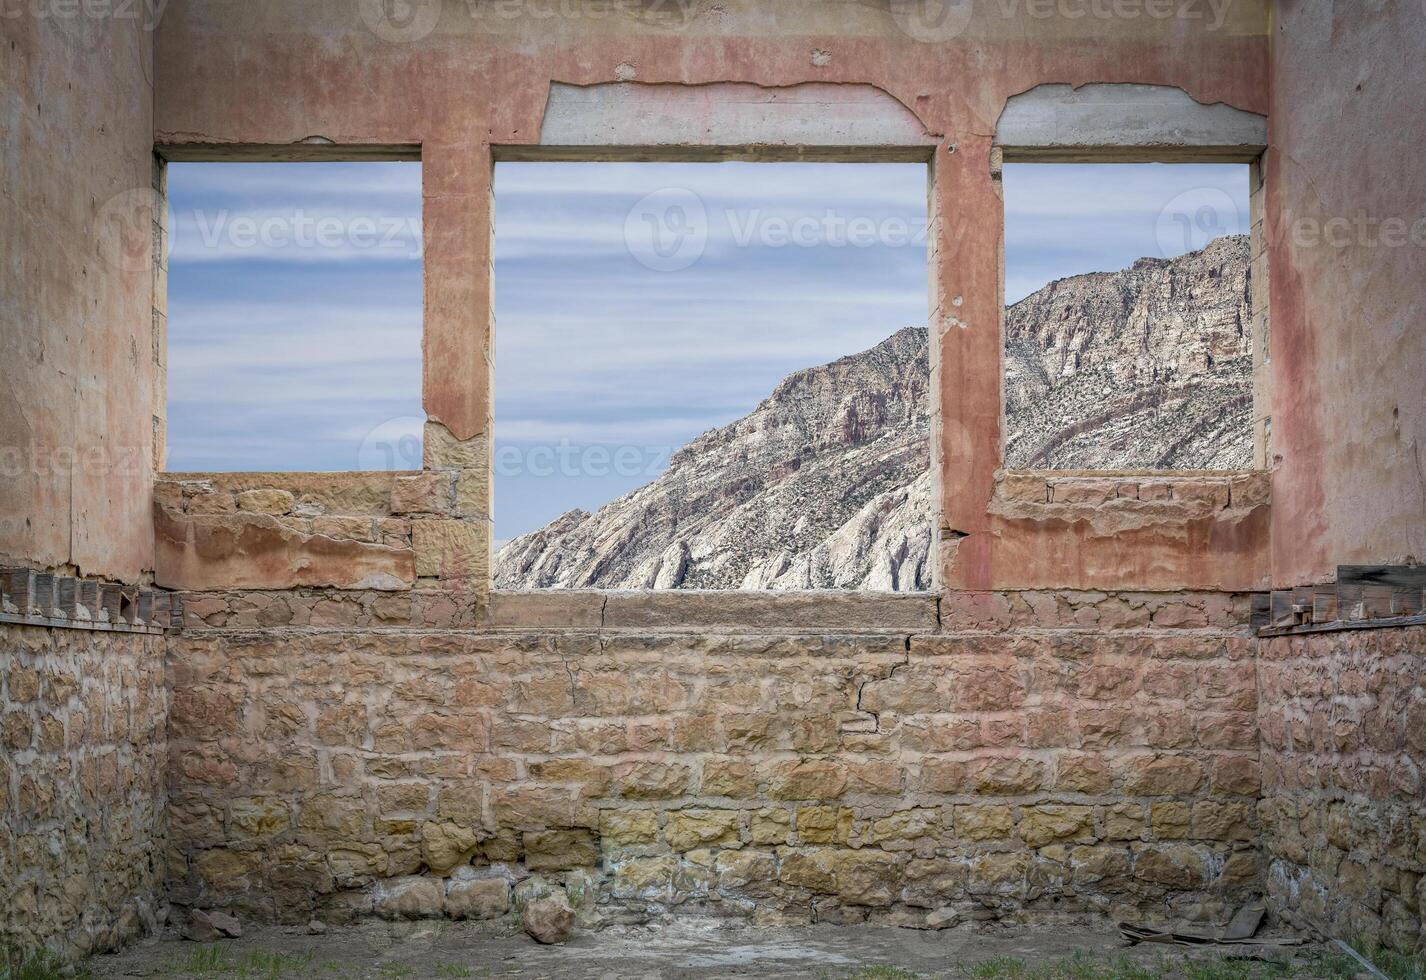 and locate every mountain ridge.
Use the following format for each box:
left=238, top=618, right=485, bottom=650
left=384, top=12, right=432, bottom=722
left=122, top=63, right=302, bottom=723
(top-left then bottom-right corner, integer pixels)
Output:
left=495, top=235, right=1252, bottom=591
